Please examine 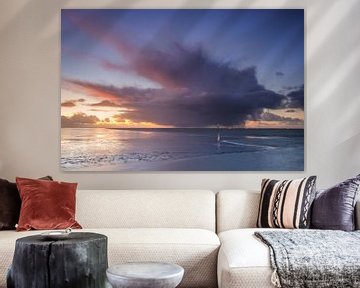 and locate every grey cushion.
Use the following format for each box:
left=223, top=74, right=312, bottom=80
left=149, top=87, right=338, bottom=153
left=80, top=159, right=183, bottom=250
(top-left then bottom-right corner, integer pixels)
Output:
left=311, top=174, right=360, bottom=231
